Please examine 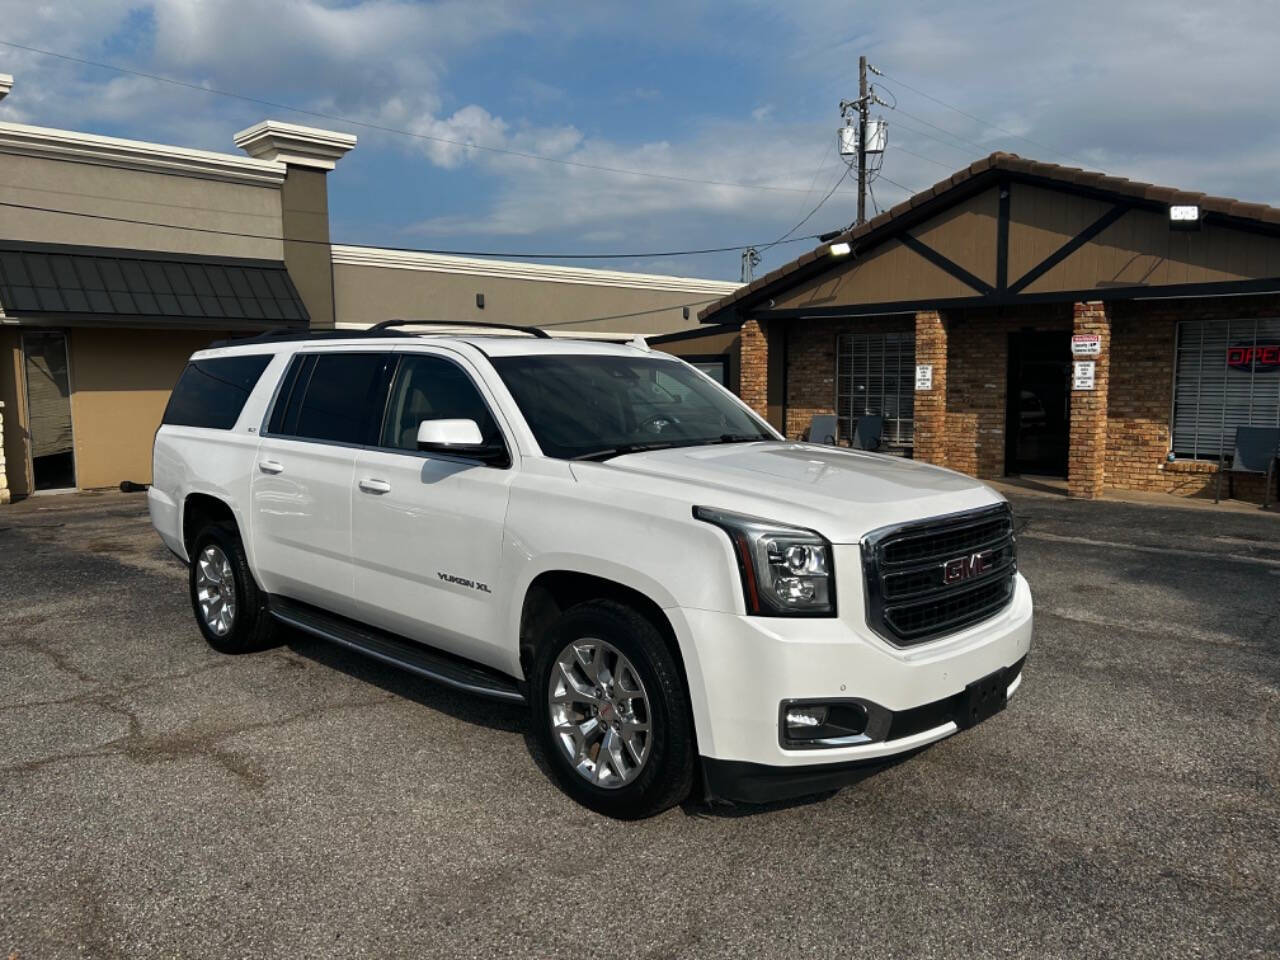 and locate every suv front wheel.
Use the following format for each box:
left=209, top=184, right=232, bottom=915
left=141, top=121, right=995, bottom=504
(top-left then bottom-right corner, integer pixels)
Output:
left=531, top=600, right=695, bottom=819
